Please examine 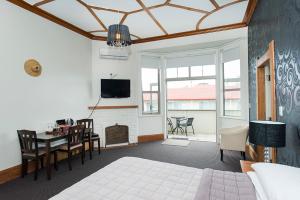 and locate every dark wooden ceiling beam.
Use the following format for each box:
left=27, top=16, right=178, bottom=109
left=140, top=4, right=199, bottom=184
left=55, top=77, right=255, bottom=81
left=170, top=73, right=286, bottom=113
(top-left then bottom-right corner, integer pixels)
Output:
left=92, top=22, right=246, bottom=43
left=119, top=13, right=128, bottom=24
left=89, top=5, right=127, bottom=14
left=196, top=0, right=246, bottom=30
left=128, top=3, right=164, bottom=14
left=34, top=0, right=55, bottom=7
left=89, top=30, right=107, bottom=33
left=131, top=34, right=141, bottom=39
left=7, top=0, right=94, bottom=39
left=243, top=0, right=258, bottom=25
left=209, top=0, right=220, bottom=9
left=135, top=0, right=168, bottom=35
left=167, top=3, right=209, bottom=14
left=133, top=22, right=246, bottom=43
left=77, top=0, right=107, bottom=31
